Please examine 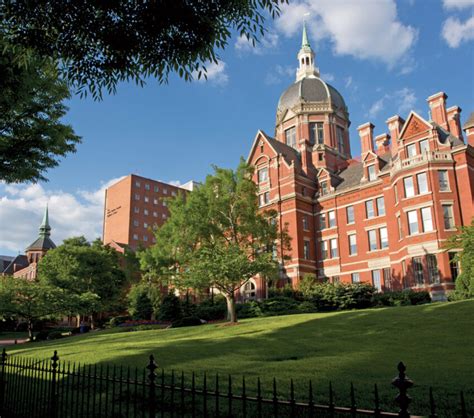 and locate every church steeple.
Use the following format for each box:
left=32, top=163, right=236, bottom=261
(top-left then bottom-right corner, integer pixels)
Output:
left=39, top=205, right=51, bottom=238
left=296, top=22, right=319, bottom=81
